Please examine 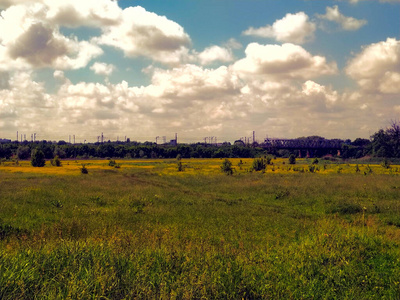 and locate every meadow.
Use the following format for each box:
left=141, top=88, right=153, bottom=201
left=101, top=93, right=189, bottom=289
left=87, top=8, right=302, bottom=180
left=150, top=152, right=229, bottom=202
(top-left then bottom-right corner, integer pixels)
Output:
left=1, top=158, right=400, bottom=299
